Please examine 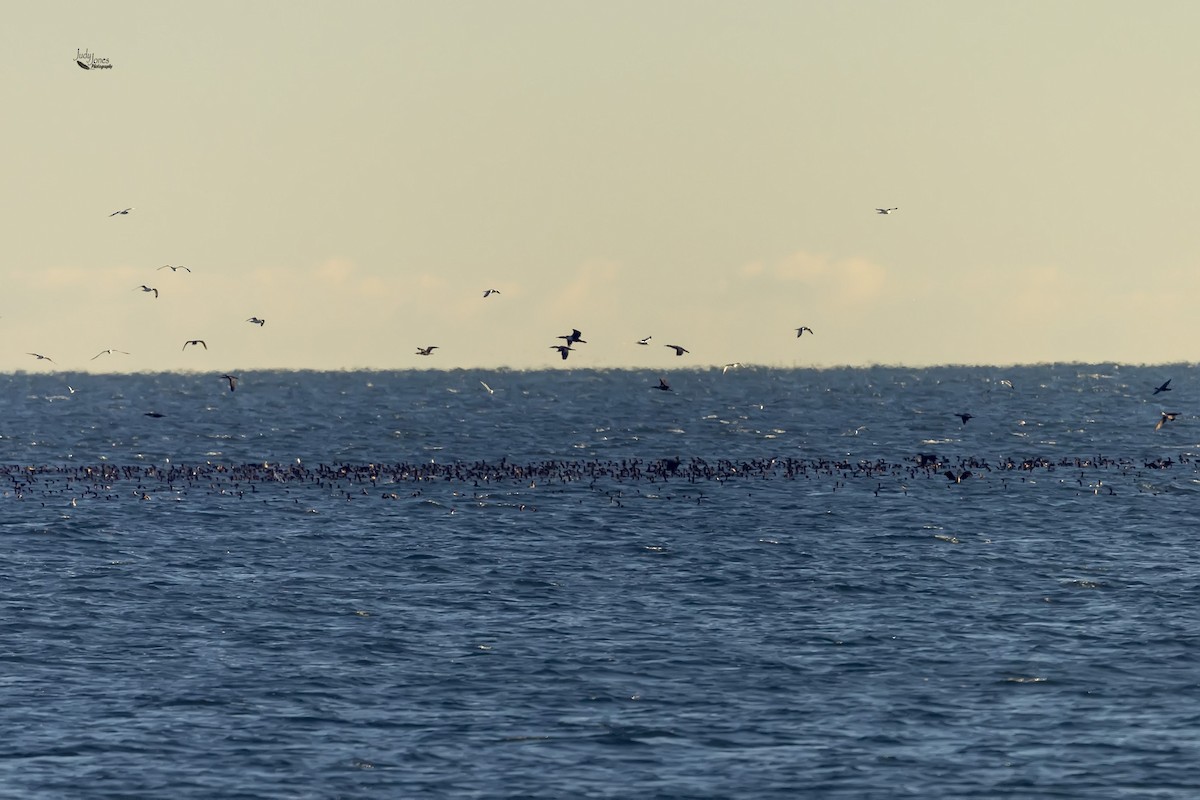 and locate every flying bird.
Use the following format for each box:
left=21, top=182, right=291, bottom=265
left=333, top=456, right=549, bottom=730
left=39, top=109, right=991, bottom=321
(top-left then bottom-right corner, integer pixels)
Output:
left=91, top=349, right=129, bottom=360
left=479, top=380, right=494, bottom=394
left=944, top=470, right=973, bottom=483
left=1156, top=411, right=1180, bottom=431
left=636, top=336, right=652, bottom=346
left=550, top=345, right=573, bottom=360
left=1153, top=379, right=1172, bottom=395
left=109, top=208, right=133, bottom=216
left=558, top=329, right=586, bottom=345
left=246, top=317, right=265, bottom=326
left=956, top=413, right=974, bottom=425
left=182, top=339, right=207, bottom=351
left=665, top=344, right=689, bottom=357
left=875, top=207, right=898, bottom=215
left=415, top=346, right=438, bottom=356
left=136, top=285, right=159, bottom=298
left=796, top=326, right=814, bottom=337
left=220, top=374, right=238, bottom=392
left=654, top=377, right=672, bottom=391
left=157, top=265, right=191, bottom=272
left=722, top=362, right=742, bottom=374
left=27, top=353, right=55, bottom=364
left=482, top=289, right=500, bottom=298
